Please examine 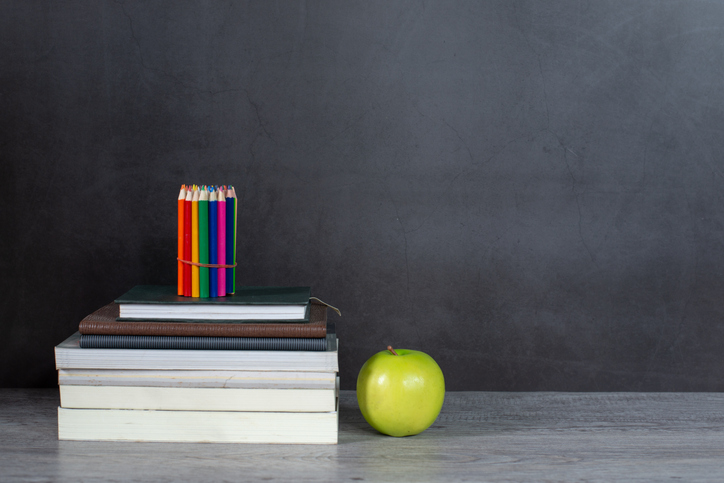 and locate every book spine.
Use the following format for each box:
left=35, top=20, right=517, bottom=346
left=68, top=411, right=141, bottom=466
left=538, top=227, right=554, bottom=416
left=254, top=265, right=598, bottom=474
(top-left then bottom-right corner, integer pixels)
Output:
left=78, top=320, right=327, bottom=338
left=58, top=407, right=338, bottom=444
left=58, top=369, right=337, bottom=389
left=59, top=386, right=337, bottom=412
left=79, top=335, right=328, bottom=351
